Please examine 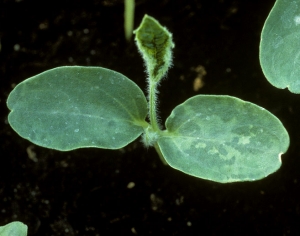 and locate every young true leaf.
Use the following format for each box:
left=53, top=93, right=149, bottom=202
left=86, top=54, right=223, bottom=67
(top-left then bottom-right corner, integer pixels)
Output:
left=7, top=66, right=148, bottom=151
left=134, top=14, right=174, bottom=83
left=260, top=0, right=300, bottom=93
left=0, top=221, right=28, bottom=236
left=134, top=14, right=175, bottom=133
left=157, top=95, right=289, bottom=183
